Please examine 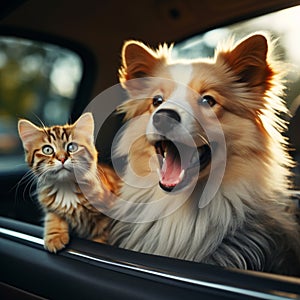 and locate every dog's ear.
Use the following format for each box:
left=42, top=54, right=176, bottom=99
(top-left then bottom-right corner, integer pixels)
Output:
left=217, top=34, right=273, bottom=90
left=119, top=40, right=168, bottom=97
left=120, top=41, right=159, bottom=80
